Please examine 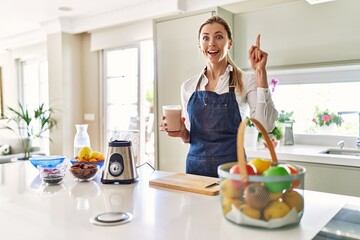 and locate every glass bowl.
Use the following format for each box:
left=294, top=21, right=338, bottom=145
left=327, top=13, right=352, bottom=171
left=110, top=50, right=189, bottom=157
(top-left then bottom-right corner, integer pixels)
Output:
left=70, top=158, right=104, bottom=169
left=30, top=155, right=66, bottom=169
left=38, top=163, right=67, bottom=185
left=69, top=163, right=99, bottom=182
